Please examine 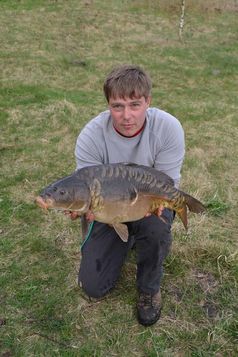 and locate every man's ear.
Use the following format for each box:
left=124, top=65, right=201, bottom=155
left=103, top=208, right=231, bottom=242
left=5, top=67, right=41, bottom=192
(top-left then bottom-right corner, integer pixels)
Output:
left=146, top=96, right=152, bottom=107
